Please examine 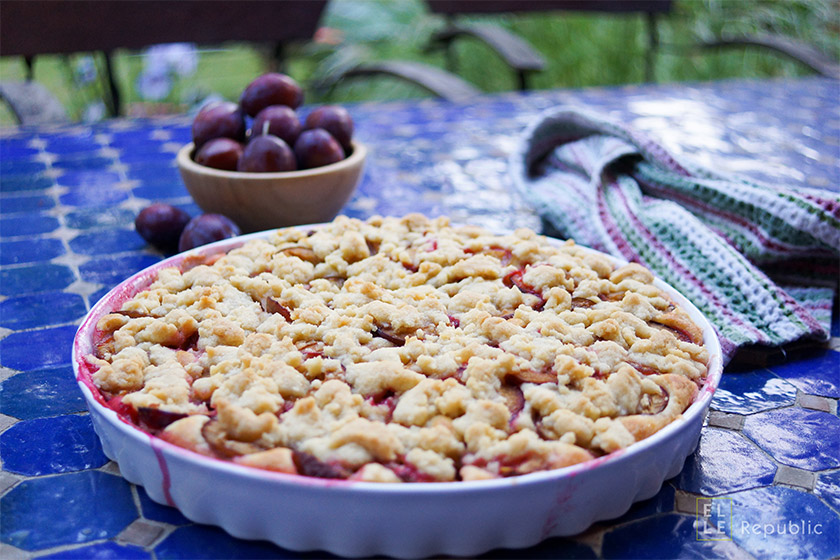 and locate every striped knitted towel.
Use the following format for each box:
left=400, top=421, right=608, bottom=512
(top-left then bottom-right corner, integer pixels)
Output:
left=510, top=107, right=839, bottom=364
